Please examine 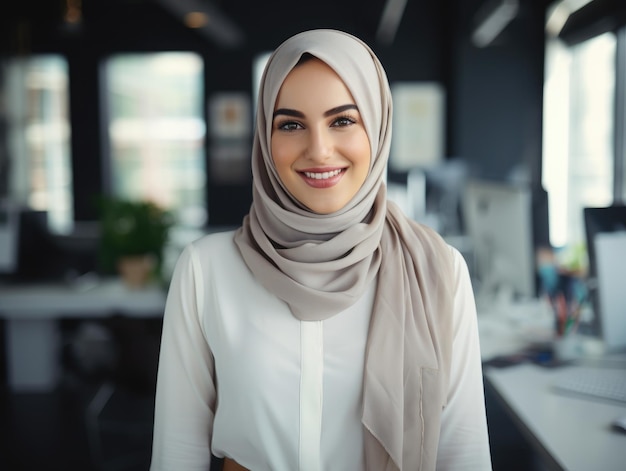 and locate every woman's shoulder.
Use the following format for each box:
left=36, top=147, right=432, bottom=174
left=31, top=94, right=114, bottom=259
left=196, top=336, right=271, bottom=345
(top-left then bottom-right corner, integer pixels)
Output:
left=179, top=228, right=242, bottom=268
left=190, top=228, right=238, bottom=251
